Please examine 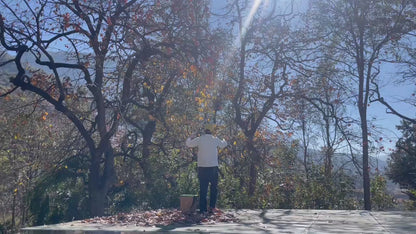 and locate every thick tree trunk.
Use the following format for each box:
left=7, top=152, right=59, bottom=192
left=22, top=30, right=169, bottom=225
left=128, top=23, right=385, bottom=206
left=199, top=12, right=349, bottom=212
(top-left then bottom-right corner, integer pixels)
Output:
left=324, top=149, right=333, bottom=179
left=88, top=144, right=116, bottom=217
left=88, top=162, right=106, bottom=217
left=88, top=187, right=106, bottom=217
left=248, top=161, right=257, bottom=196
